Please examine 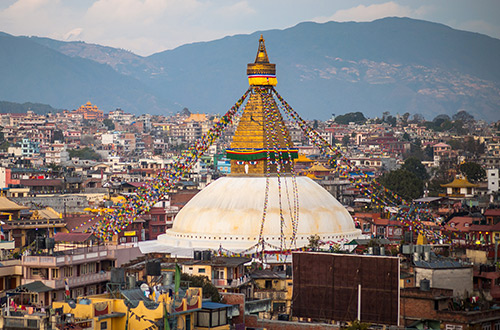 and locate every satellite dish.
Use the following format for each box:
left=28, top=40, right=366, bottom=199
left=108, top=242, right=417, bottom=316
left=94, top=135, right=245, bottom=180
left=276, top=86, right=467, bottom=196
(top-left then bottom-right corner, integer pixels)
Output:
left=140, top=283, right=149, bottom=292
